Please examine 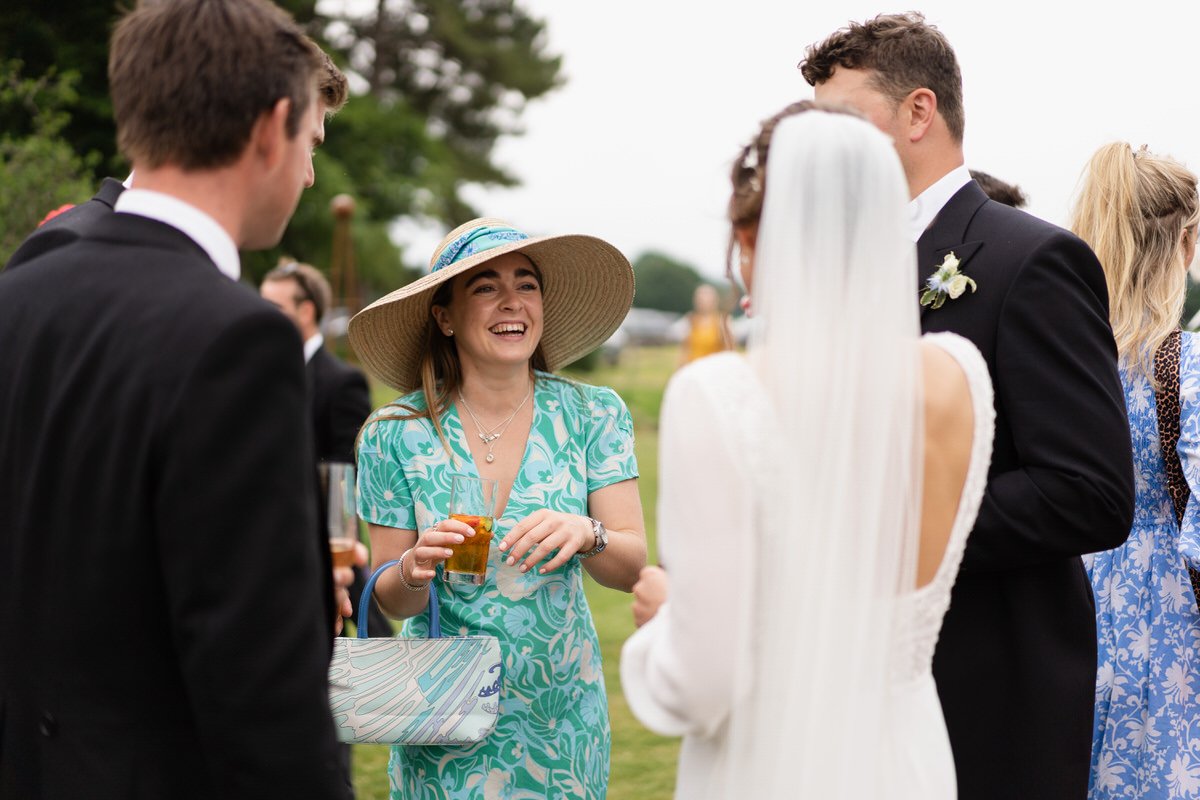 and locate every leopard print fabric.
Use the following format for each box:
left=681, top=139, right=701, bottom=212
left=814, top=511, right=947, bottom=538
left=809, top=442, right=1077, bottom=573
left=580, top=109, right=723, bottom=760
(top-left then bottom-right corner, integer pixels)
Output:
left=1152, top=329, right=1200, bottom=607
